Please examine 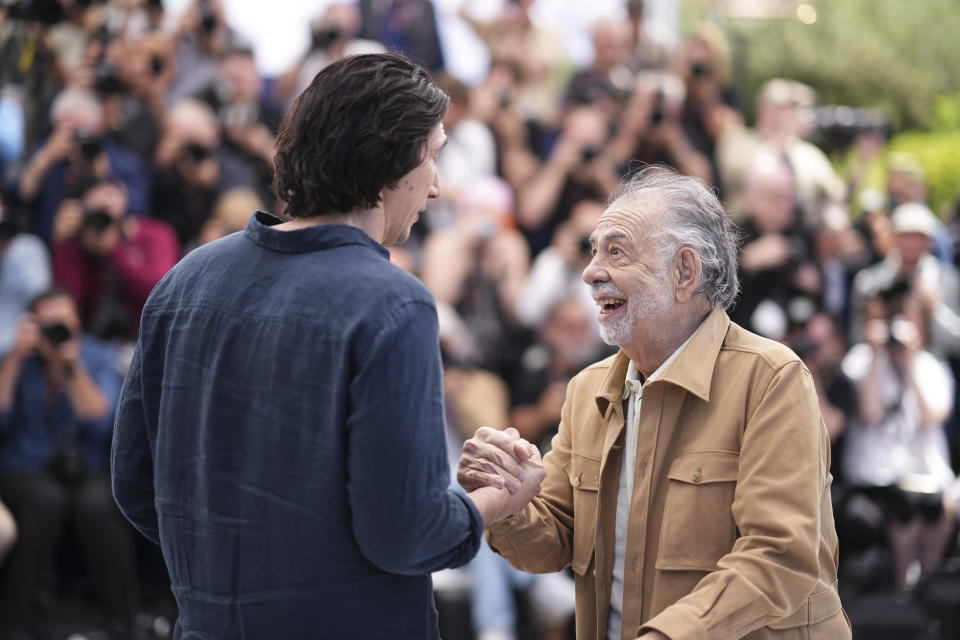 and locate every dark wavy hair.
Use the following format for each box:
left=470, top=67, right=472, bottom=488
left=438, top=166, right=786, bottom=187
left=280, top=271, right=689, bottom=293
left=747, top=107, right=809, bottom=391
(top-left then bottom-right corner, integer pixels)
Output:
left=273, top=53, right=449, bottom=218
